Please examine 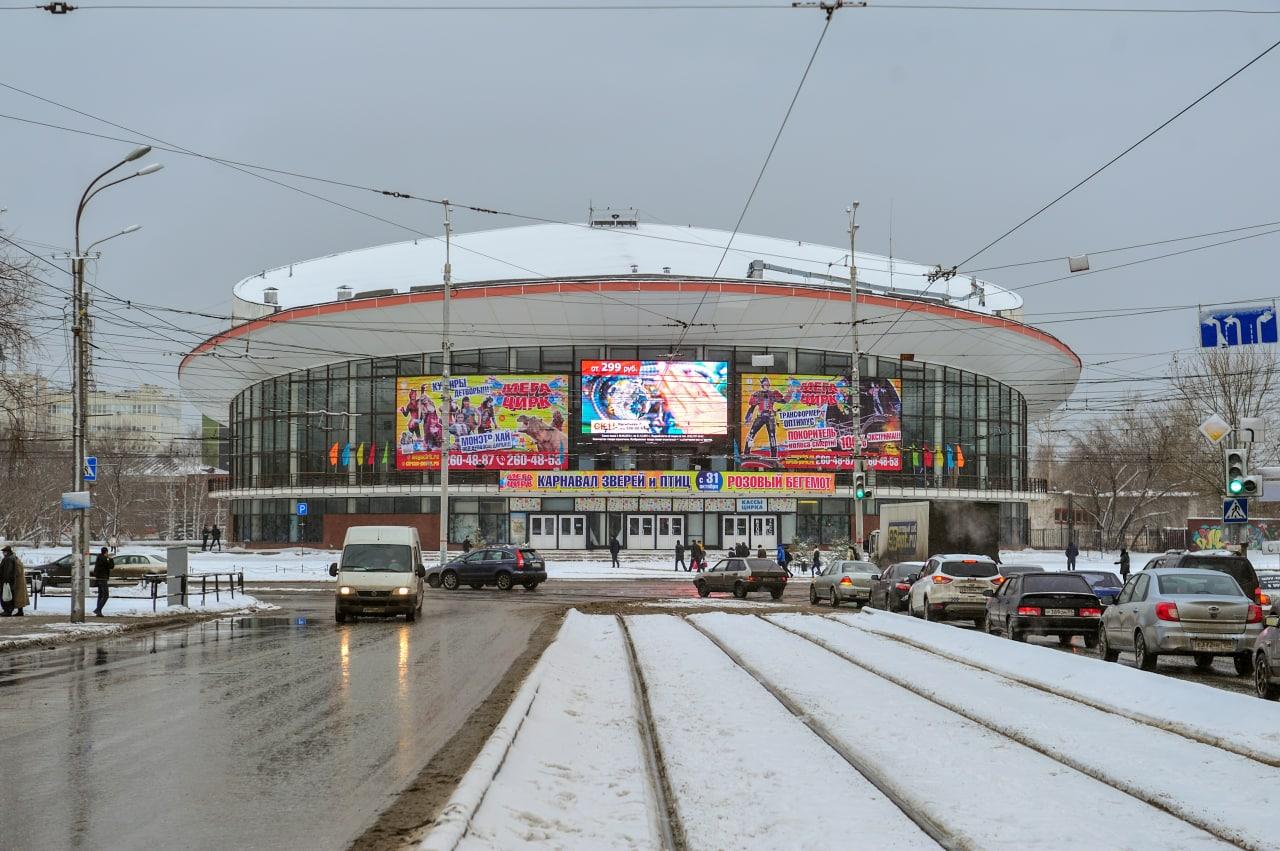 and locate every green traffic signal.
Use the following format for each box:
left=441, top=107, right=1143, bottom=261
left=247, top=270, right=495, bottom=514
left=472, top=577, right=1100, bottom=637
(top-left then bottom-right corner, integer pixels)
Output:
left=1229, top=479, right=1245, bottom=495
left=855, top=486, right=866, bottom=499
